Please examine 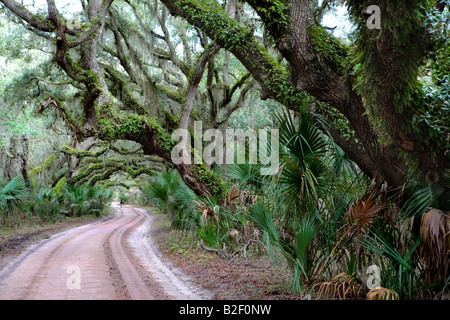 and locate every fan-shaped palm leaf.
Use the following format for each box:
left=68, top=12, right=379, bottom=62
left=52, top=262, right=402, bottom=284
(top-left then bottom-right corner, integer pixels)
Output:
left=274, top=107, right=329, bottom=212
left=275, top=108, right=327, bottom=167
left=0, top=175, right=29, bottom=219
